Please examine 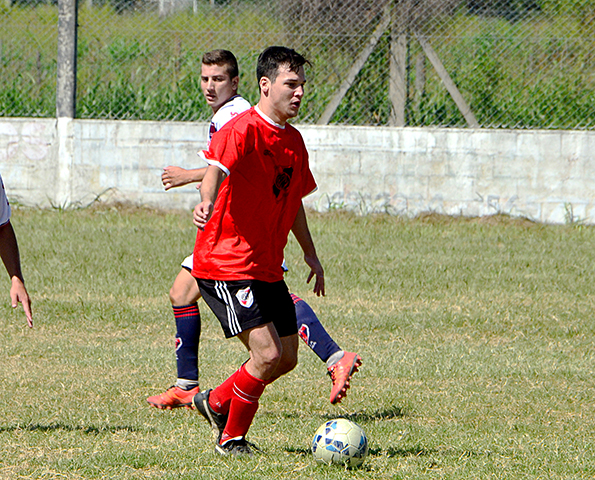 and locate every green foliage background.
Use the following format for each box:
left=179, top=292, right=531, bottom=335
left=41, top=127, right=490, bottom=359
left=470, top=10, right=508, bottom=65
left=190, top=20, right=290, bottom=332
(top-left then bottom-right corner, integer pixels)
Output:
left=1, top=0, right=594, bottom=127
